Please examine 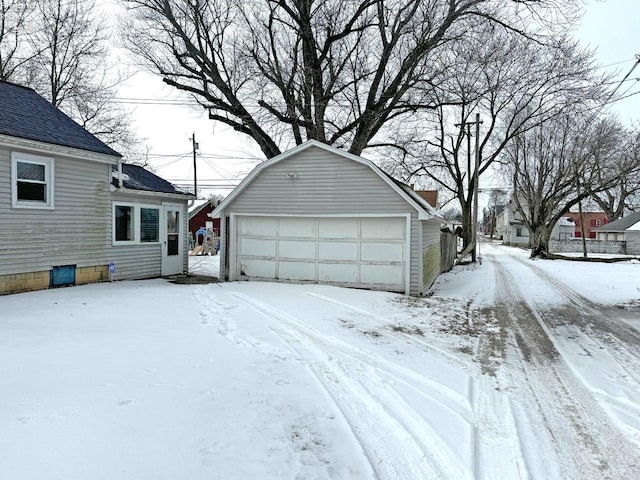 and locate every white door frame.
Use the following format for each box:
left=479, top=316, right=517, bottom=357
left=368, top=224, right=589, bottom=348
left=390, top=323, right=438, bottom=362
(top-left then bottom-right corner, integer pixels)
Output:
left=161, top=203, right=184, bottom=276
